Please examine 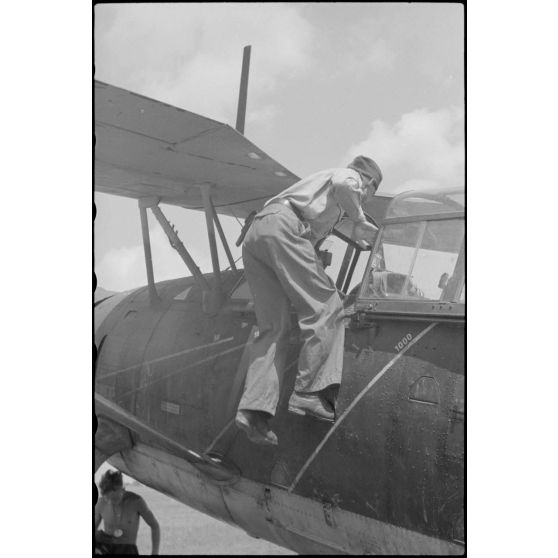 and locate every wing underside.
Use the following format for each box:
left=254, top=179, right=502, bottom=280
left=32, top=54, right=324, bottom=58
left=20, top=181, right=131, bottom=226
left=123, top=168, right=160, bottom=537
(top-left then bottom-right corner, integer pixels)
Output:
left=95, top=80, right=392, bottom=223
left=95, top=80, right=300, bottom=219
